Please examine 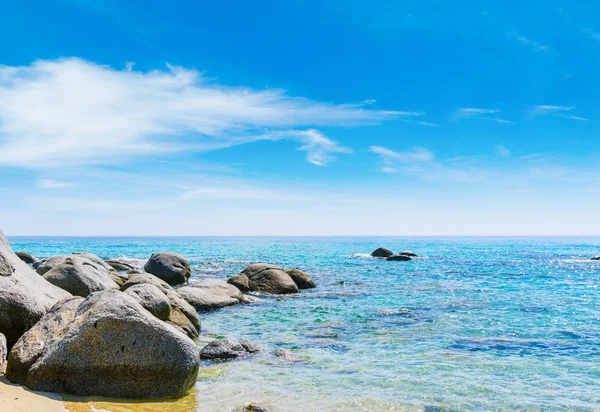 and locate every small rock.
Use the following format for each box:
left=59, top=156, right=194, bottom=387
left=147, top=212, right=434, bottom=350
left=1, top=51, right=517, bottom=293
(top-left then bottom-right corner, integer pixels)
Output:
left=15, top=252, right=37, bottom=264
left=398, top=251, right=418, bottom=257
left=591, top=256, right=600, bottom=261
left=144, top=252, right=191, bottom=286
left=371, top=247, right=393, bottom=258
left=285, top=269, right=316, bottom=289
left=386, top=254, right=413, bottom=261
left=227, top=273, right=250, bottom=292
left=271, top=348, right=295, bottom=361
left=232, top=405, right=270, bottom=412
left=200, top=338, right=261, bottom=360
